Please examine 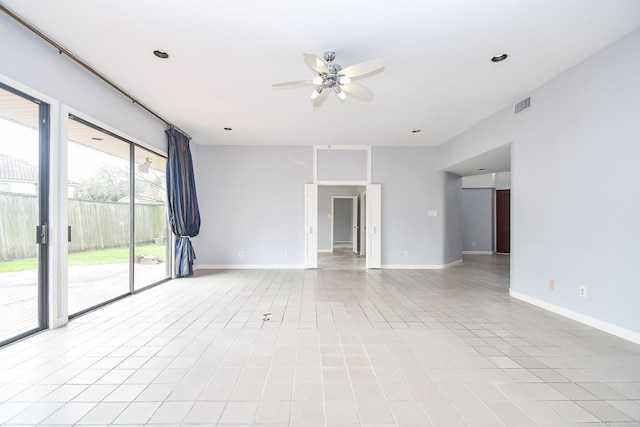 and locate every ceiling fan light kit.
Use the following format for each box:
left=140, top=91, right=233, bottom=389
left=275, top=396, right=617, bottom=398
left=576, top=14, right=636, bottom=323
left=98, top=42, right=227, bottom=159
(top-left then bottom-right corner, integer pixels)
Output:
left=273, top=51, right=384, bottom=106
